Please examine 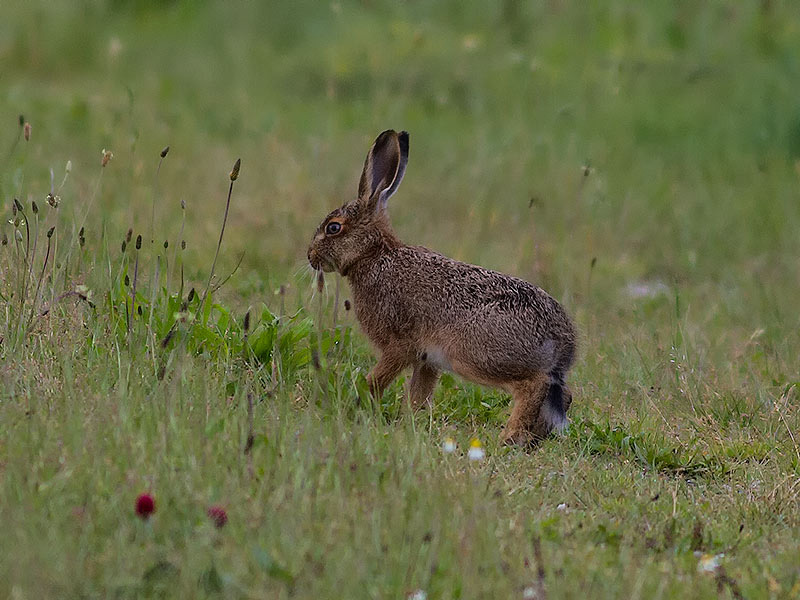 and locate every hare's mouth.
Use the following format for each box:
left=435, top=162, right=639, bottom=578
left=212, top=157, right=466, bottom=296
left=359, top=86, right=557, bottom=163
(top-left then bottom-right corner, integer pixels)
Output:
left=308, top=252, right=336, bottom=273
